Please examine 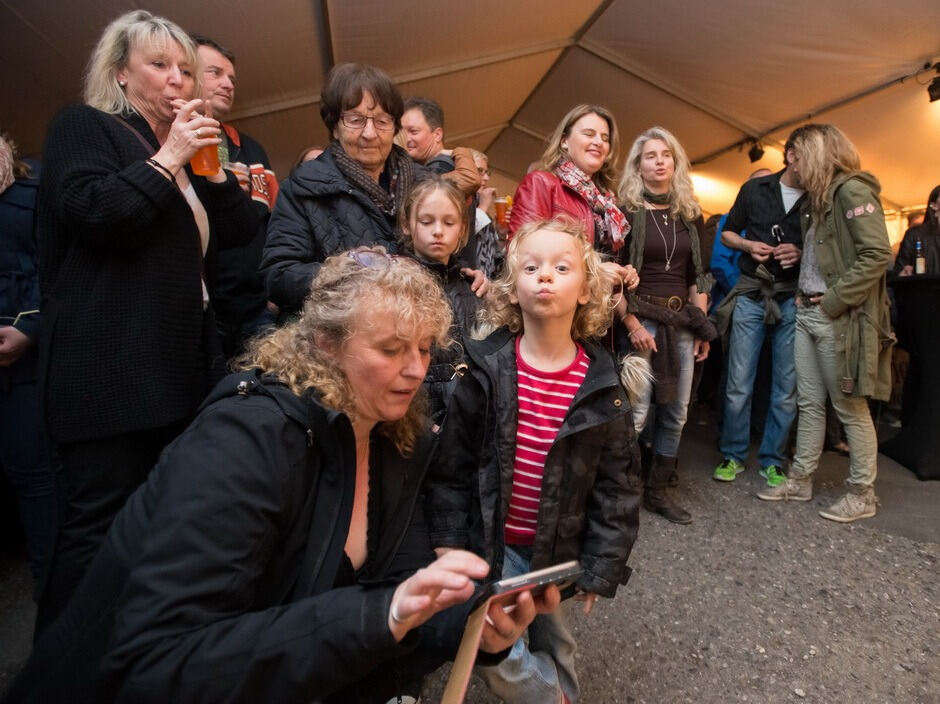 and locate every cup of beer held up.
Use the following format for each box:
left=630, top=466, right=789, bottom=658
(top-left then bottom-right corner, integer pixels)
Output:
left=191, top=144, right=221, bottom=176
left=494, top=194, right=513, bottom=227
